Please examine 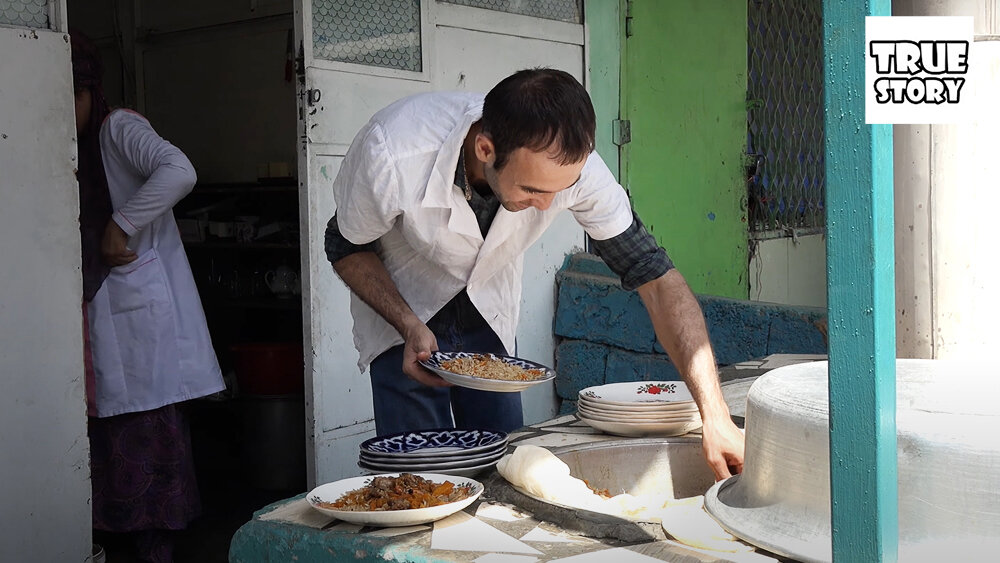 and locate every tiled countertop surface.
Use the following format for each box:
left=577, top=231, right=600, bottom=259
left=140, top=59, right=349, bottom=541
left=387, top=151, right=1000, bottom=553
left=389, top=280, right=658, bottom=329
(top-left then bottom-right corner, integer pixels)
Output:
left=229, top=355, right=823, bottom=562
